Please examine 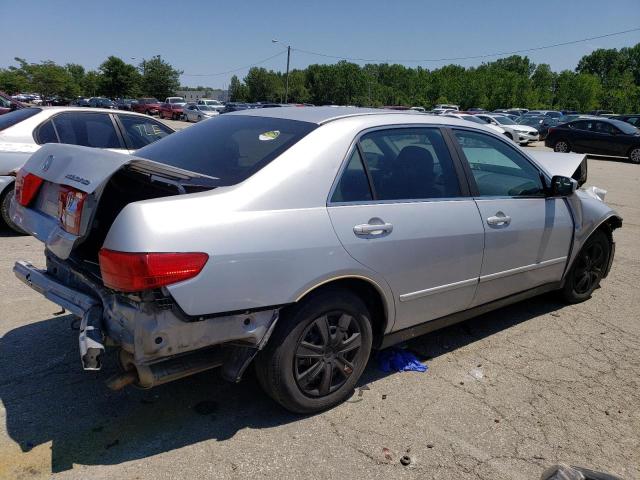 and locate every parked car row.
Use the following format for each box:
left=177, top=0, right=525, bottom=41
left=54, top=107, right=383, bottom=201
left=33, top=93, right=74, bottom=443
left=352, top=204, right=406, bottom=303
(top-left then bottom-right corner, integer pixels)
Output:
left=0, top=107, right=174, bottom=232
